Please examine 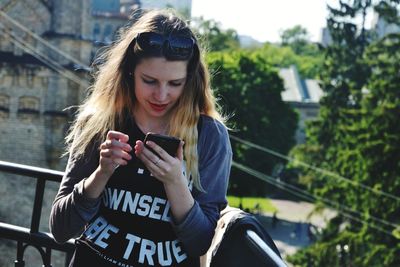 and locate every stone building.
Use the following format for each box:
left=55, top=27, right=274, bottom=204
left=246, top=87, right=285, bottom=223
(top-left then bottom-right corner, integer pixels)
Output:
left=0, top=1, right=140, bottom=265
left=1, top=0, right=90, bottom=169
left=0, top=0, right=190, bottom=170
left=0, top=0, right=141, bottom=170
